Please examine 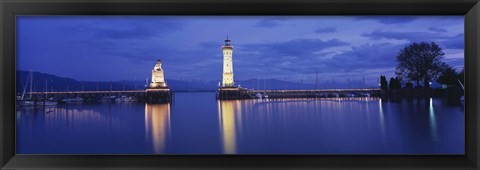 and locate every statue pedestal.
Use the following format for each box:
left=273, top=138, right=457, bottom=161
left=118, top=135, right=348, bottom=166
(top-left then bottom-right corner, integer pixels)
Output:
left=217, top=87, right=250, bottom=100
left=146, top=87, right=171, bottom=103
left=146, top=87, right=170, bottom=92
